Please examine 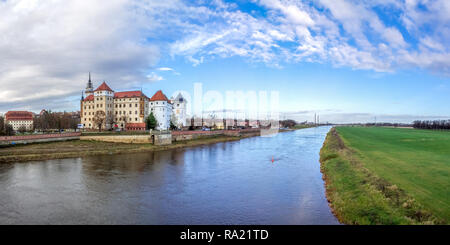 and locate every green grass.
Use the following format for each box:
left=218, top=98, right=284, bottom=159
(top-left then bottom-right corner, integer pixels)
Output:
left=320, top=126, right=449, bottom=224
left=292, top=124, right=317, bottom=129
